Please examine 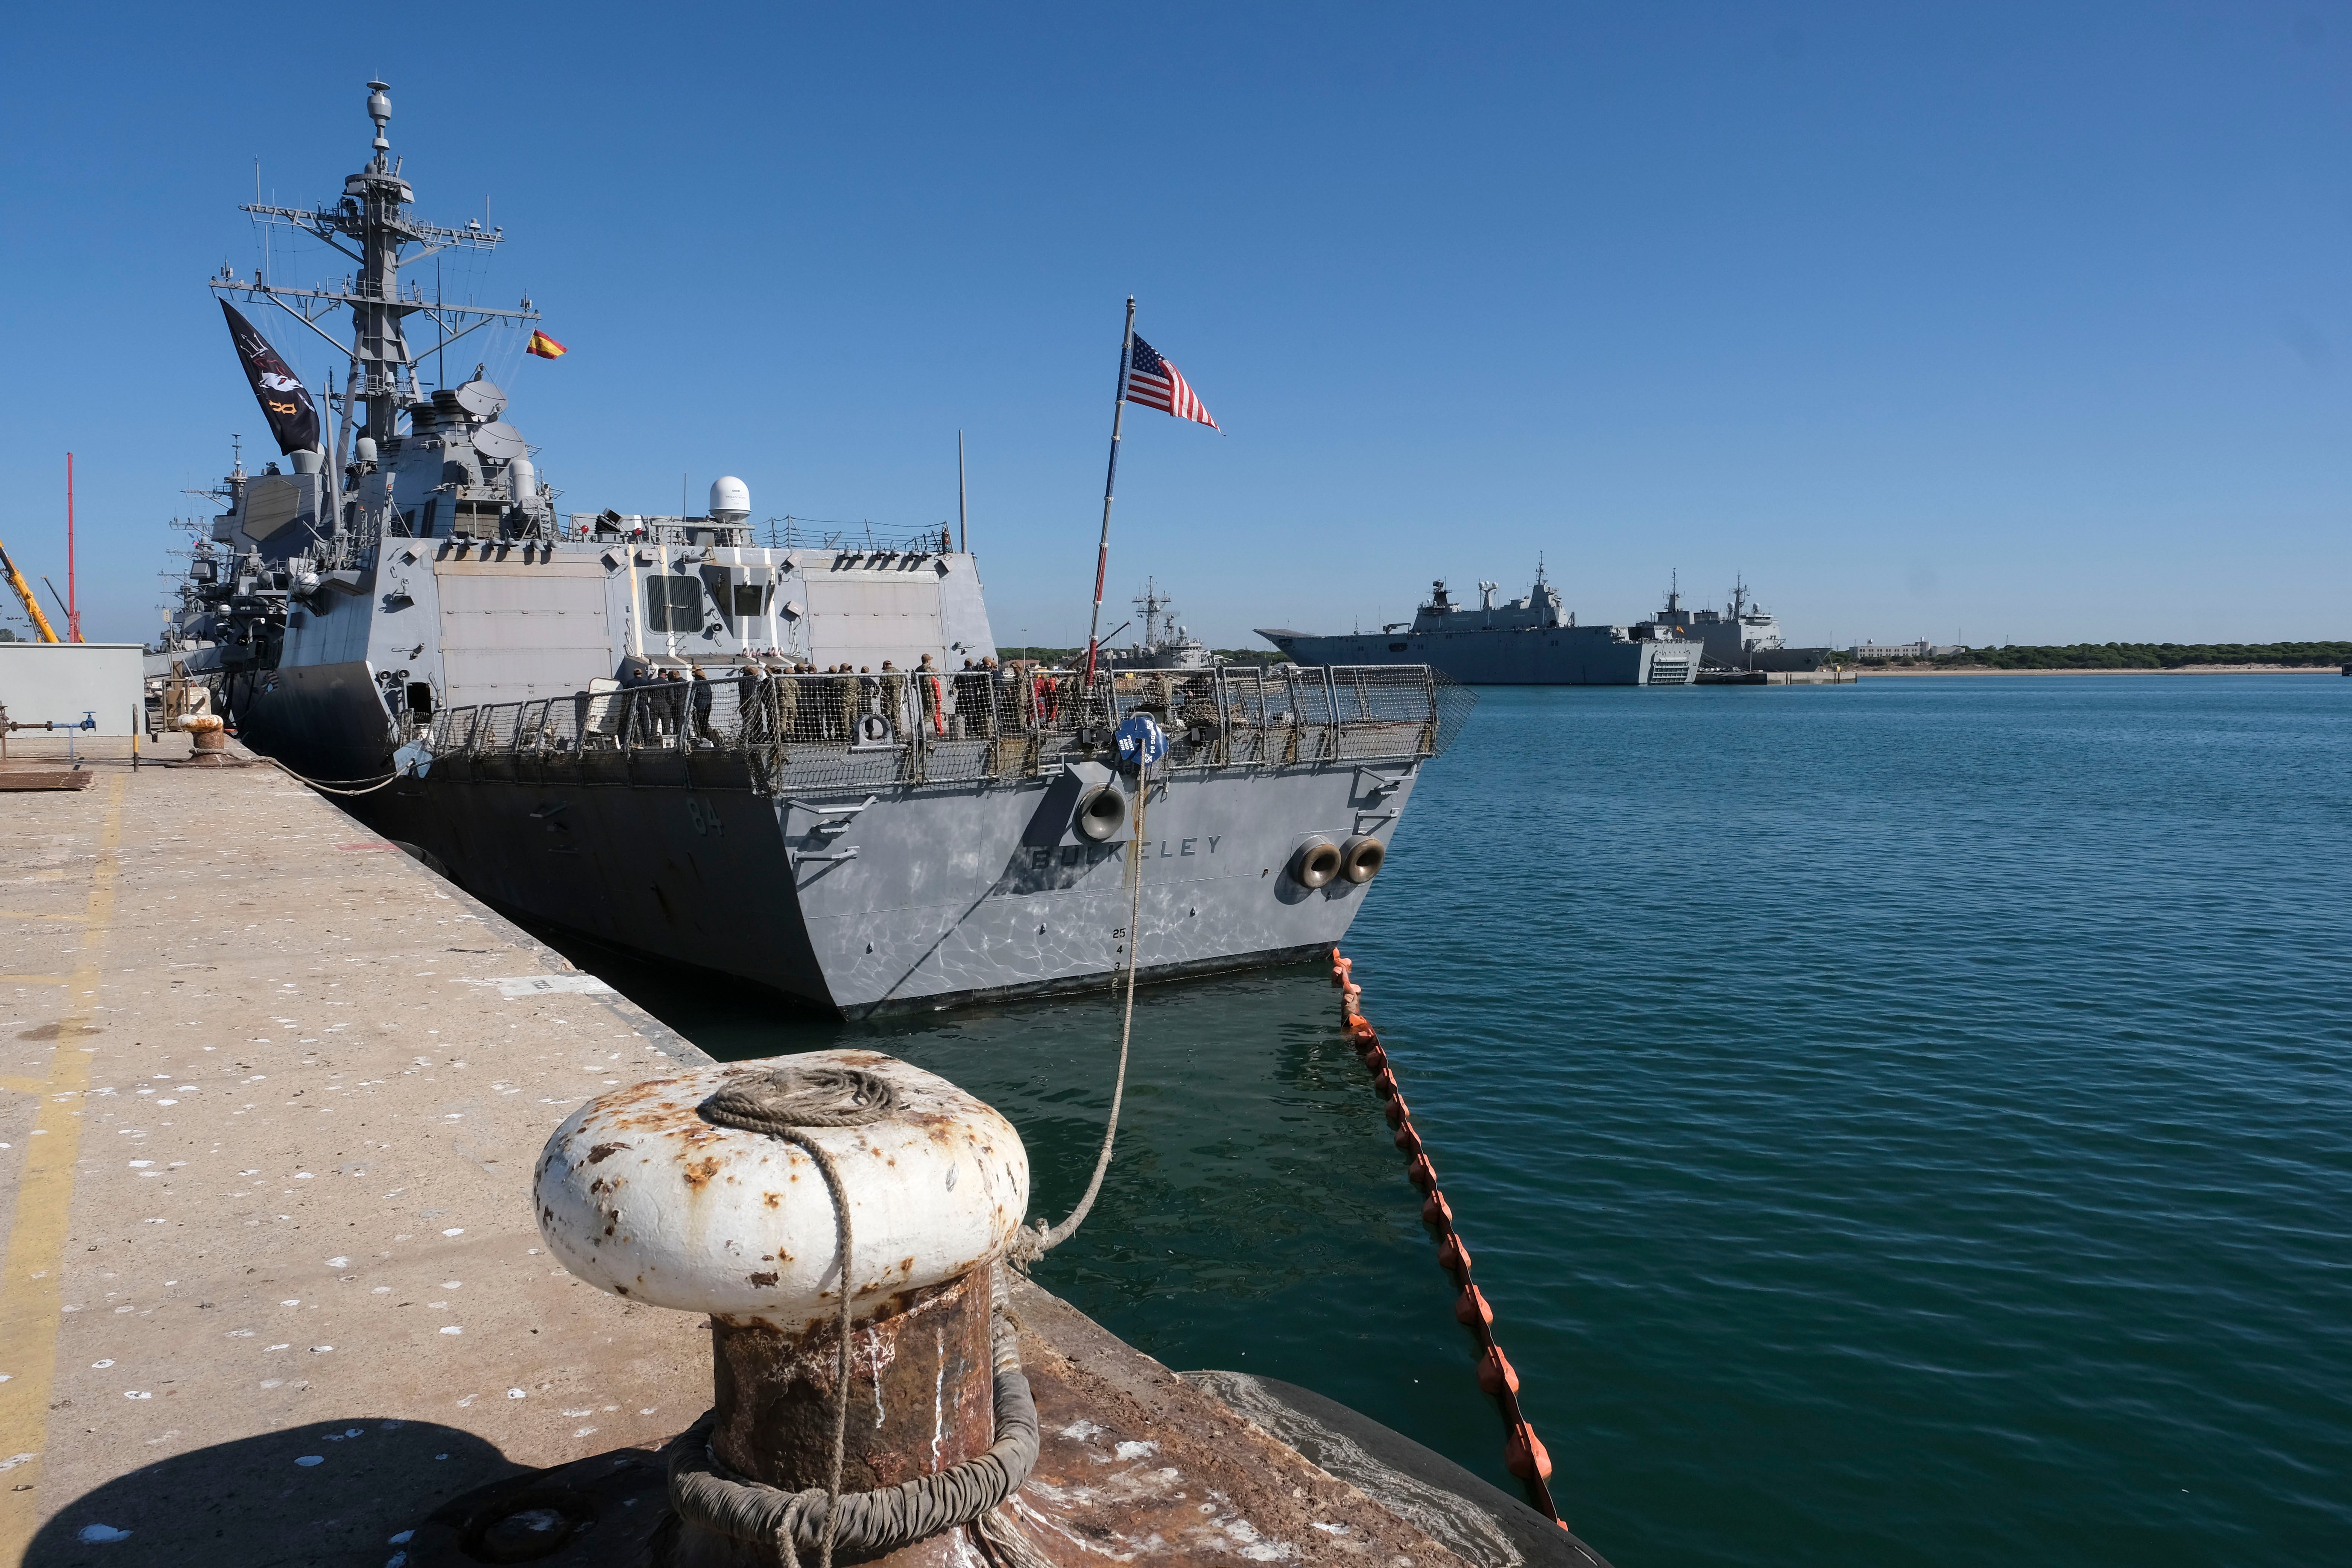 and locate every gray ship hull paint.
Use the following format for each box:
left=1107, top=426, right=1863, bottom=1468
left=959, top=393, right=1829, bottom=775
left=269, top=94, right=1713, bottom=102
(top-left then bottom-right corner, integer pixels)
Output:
left=230, top=659, right=396, bottom=781
left=1729, top=645, right=1828, bottom=673
left=1262, top=626, right=1690, bottom=686
left=357, top=761, right=1416, bottom=1017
